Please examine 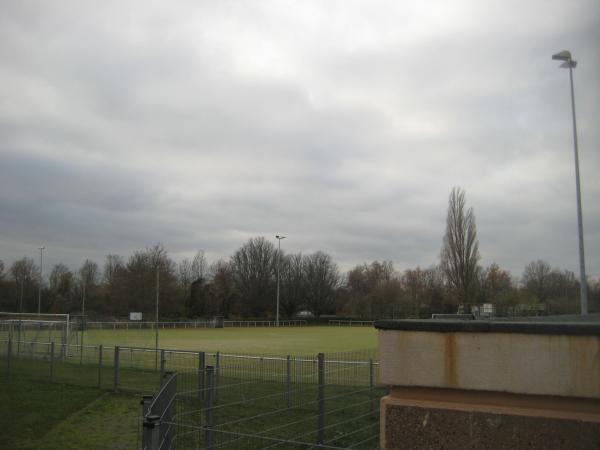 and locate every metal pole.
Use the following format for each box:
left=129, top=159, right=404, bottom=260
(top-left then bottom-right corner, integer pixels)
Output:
left=568, top=64, right=588, bottom=315
left=286, top=355, right=292, bottom=409
left=205, top=365, right=215, bottom=450
left=37, top=246, right=45, bottom=314
left=198, top=351, right=205, bottom=400
left=275, top=235, right=285, bottom=327
left=7, top=337, right=12, bottom=380
left=317, top=352, right=325, bottom=445
left=142, top=415, right=161, bottom=450
left=369, top=358, right=374, bottom=413
left=155, top=265, right=159, bottom=369
left=17, top=321, right=21, bottom=359
left=277, top=239, right=281, bottom=327
left=98, top=345, right=103, bottom=388
left=49, top=341, right=55, bottom=382
left=159, top=349, right=165, bottom=383
left=215, top=351, right=220, bottom=403
left=80, top=282, right=86, bottom=365
left=113, top=346, right=120, bottom=392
